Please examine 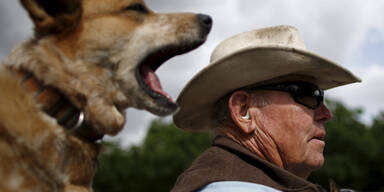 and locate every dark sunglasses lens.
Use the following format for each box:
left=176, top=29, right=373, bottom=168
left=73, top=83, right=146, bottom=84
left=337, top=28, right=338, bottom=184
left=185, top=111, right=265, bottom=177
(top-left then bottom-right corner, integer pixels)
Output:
left=252, top=82, right=324, bottom=109
left=294, top=84, right=323, bottom=109
left=295, top=95, right=320, bottom=109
